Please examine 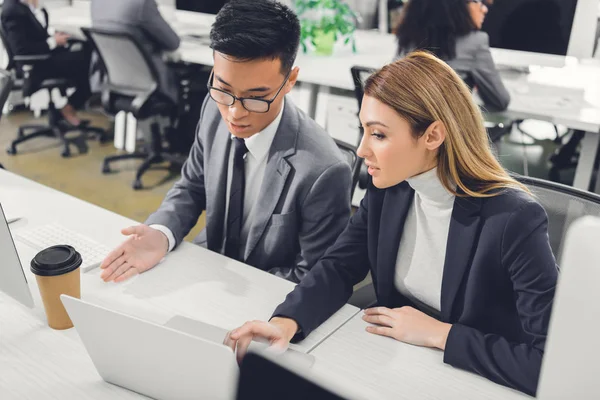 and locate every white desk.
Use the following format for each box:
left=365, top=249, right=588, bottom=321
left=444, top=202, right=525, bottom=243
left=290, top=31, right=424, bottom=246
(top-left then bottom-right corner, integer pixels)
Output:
left=309, top=313, right=531, bottom=400
left=0, top=169, right=358, bottom=399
